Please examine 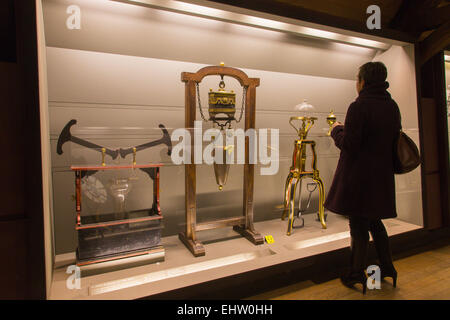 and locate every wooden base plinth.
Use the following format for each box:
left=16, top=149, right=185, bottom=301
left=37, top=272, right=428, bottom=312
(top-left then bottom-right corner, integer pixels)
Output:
left=179, top=225, right=264, bottom=257
left=178, top=232, right=205, bottom=257
left=233, top=225, right=264, bottom=245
